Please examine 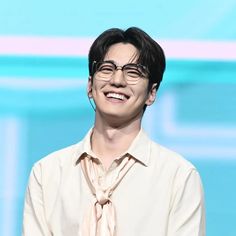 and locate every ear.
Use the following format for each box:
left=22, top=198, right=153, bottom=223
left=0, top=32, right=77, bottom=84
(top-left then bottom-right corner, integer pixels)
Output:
left=145, top=83, right=157, bottom=106
left=87, top=76, right=93, bottom=98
